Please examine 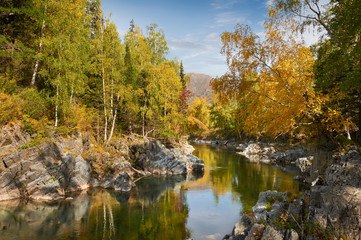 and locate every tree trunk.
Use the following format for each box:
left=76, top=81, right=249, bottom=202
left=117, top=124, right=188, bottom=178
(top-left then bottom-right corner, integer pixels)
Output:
left=142, top=111, right=145, bottom=137
left=31, top=17, right=46, bottom=86
left=106, top=95, right=119, bottom=145
left=101, top=20, right=107, bottom=142
left=55, top=84, right=59, bottom=128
